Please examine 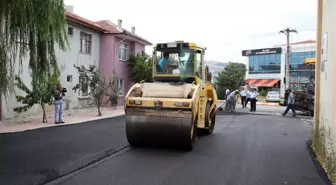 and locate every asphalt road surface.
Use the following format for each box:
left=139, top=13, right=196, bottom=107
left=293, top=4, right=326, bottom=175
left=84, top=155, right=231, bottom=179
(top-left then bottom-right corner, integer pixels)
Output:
left=0, top=116, right=128, bottom=185
left=1, top=113, right=325, bottom=185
